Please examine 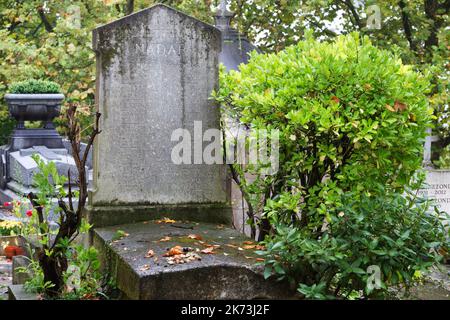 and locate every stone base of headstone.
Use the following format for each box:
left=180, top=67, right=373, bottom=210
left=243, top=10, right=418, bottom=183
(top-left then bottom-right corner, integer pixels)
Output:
left=92, top=221, right=295, bottom=299
left=85, top=203, right=232, bottom=228
left=8, top=284, right=38, bottom=300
